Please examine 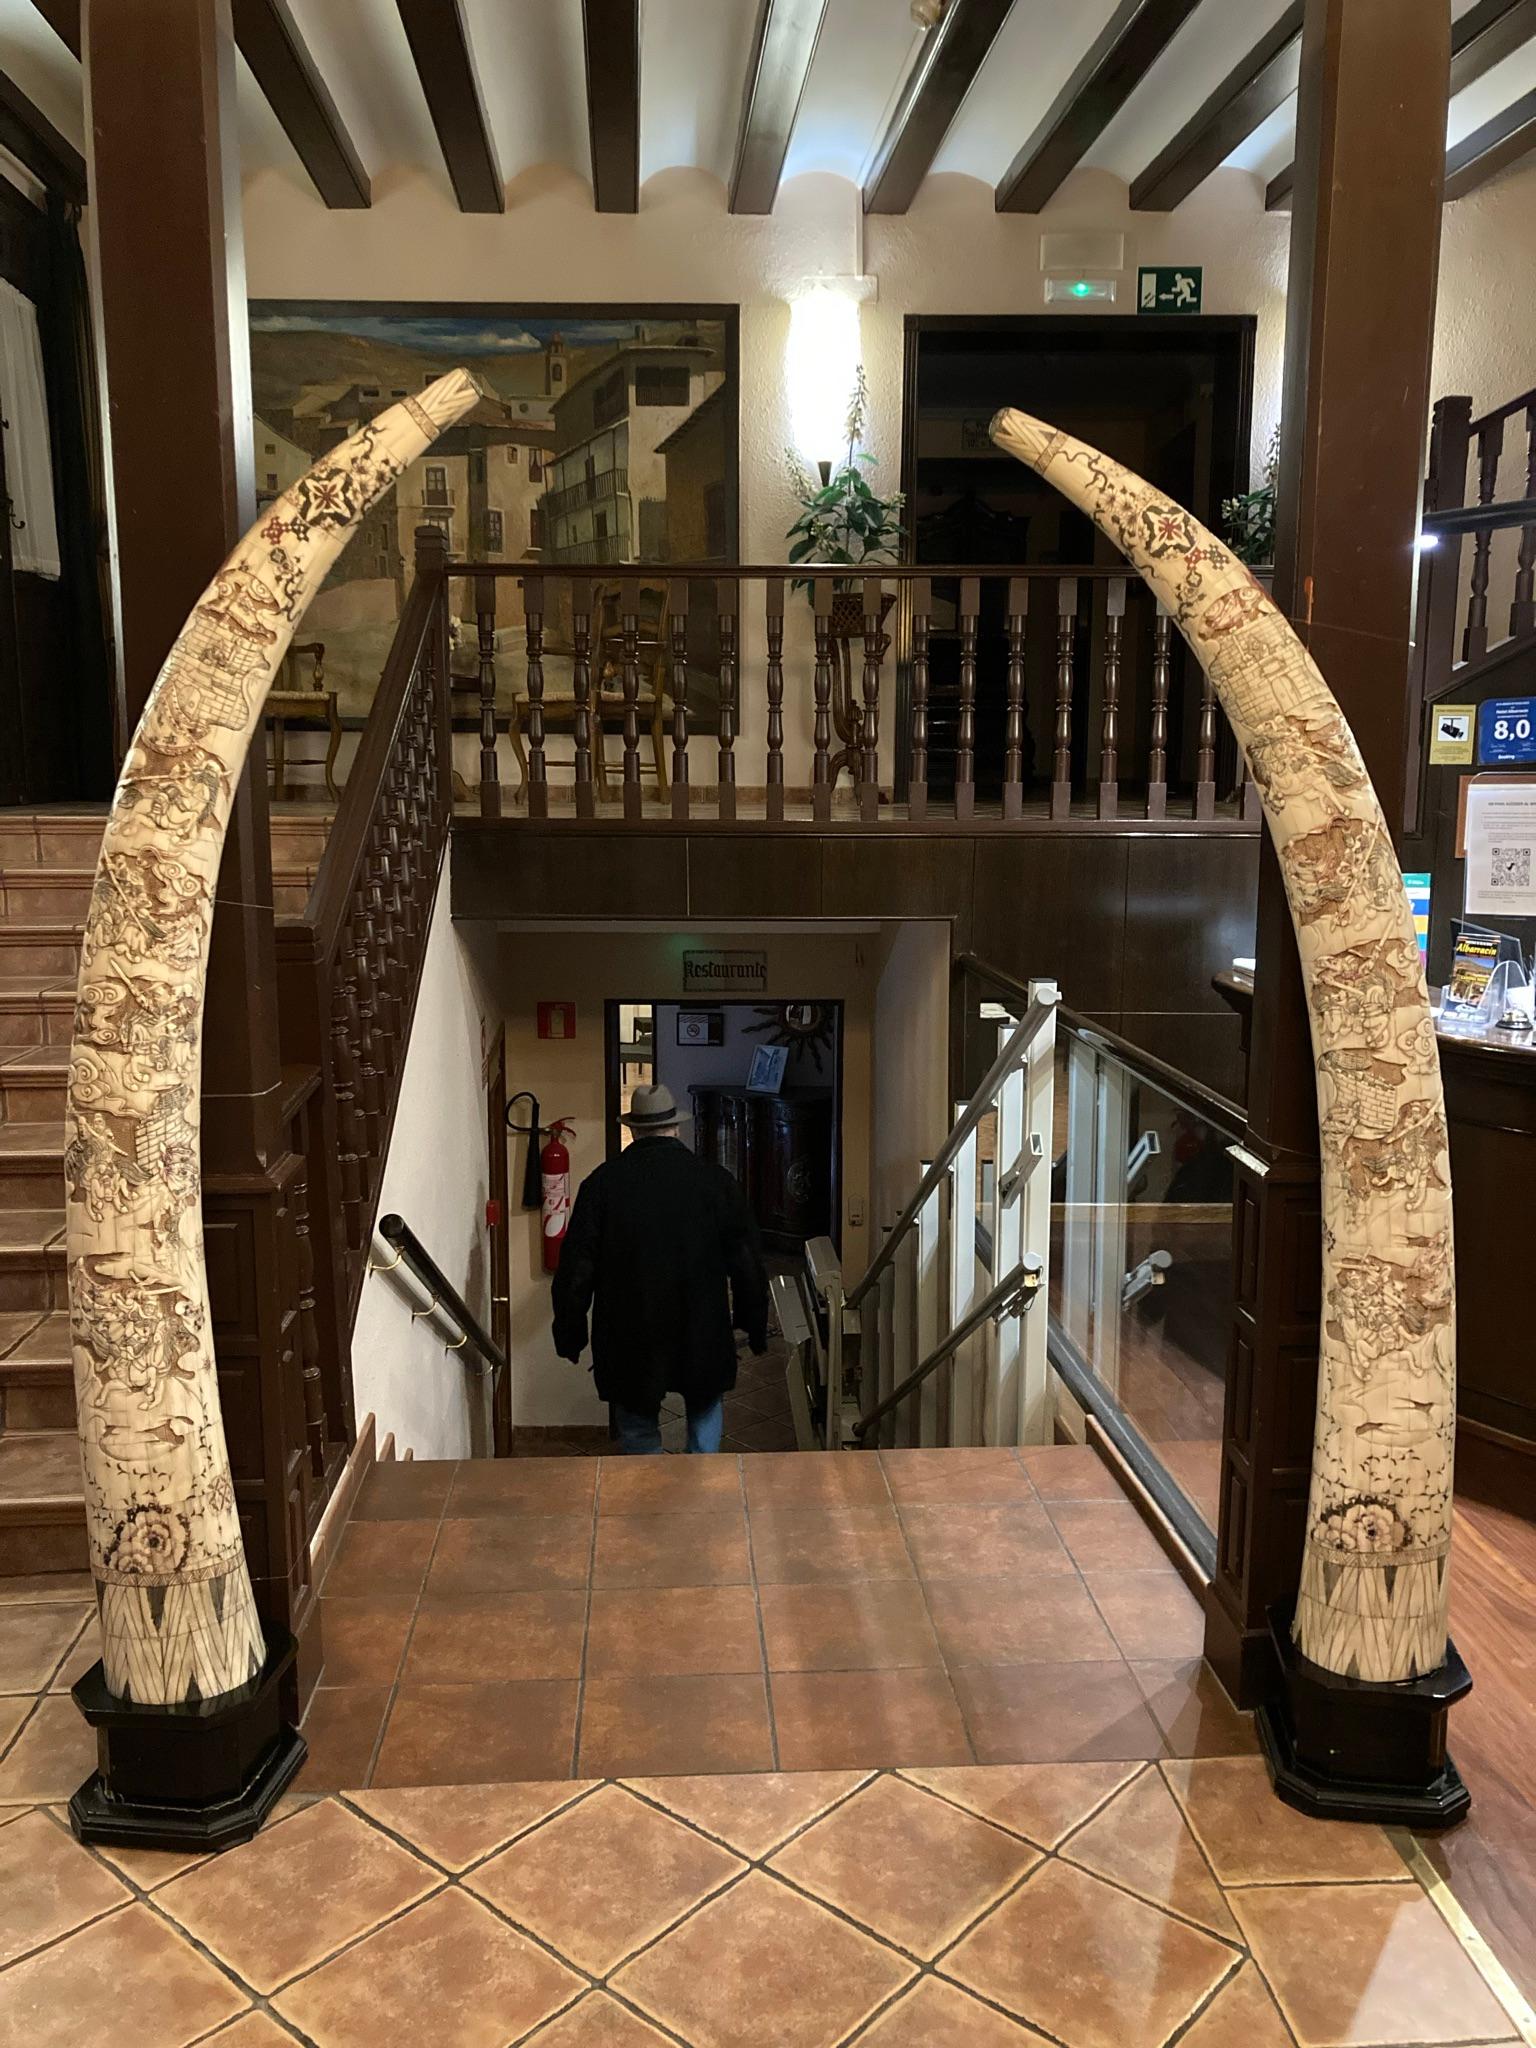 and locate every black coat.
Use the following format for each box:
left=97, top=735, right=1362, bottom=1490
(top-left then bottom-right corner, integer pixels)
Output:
left=551, top=1135, right=770, bottom=1412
